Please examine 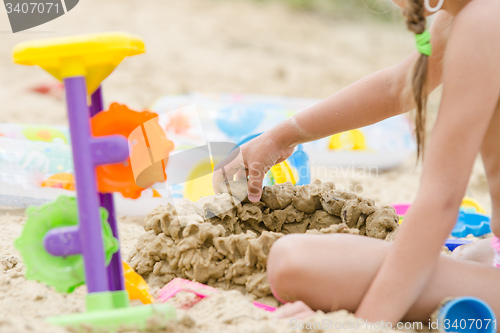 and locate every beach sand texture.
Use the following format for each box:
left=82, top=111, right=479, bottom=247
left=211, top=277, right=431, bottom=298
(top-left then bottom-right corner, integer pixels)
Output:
left=0, top=0, right=490, bottom=332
